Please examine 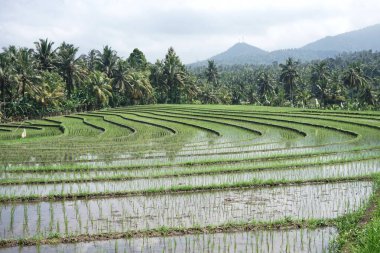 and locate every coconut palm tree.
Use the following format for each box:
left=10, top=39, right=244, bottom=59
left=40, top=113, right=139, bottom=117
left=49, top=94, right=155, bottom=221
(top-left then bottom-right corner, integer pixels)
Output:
left=14, top=48, right=39, bottom=98
left=206, top=60, right=219, bottom=87
left=342, top=64, right=368, bottom=101
left=0, top=52, right=14, bottom=119
left=199, top=83, right=220, bottom=104
left=311, top=61, right=330, bottom=107
left=56, top=42, right=80, bottom=98
left=34, top=38, right=56, bottom=71
left=111, top=60, right=130, bottom=93
left=296, top=89, right=312, bottom=108
left=182, top=75, right=200, bottom=103
left=257, top=71, right=275, bottom=104
left=280, top=58, right=299, bottom=105
left=125, top=71, right=153, bottom=104
left=96, top=46, right=118, bottom=78
left=150, top=60, right=167, bottom=103
left=85, top=71, right=112, bottom=108
left=359, top=86, right=375, bottom=105
left=35, top=71, right=65, bottom=109
left=86, top=49, right=97, bottom=71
